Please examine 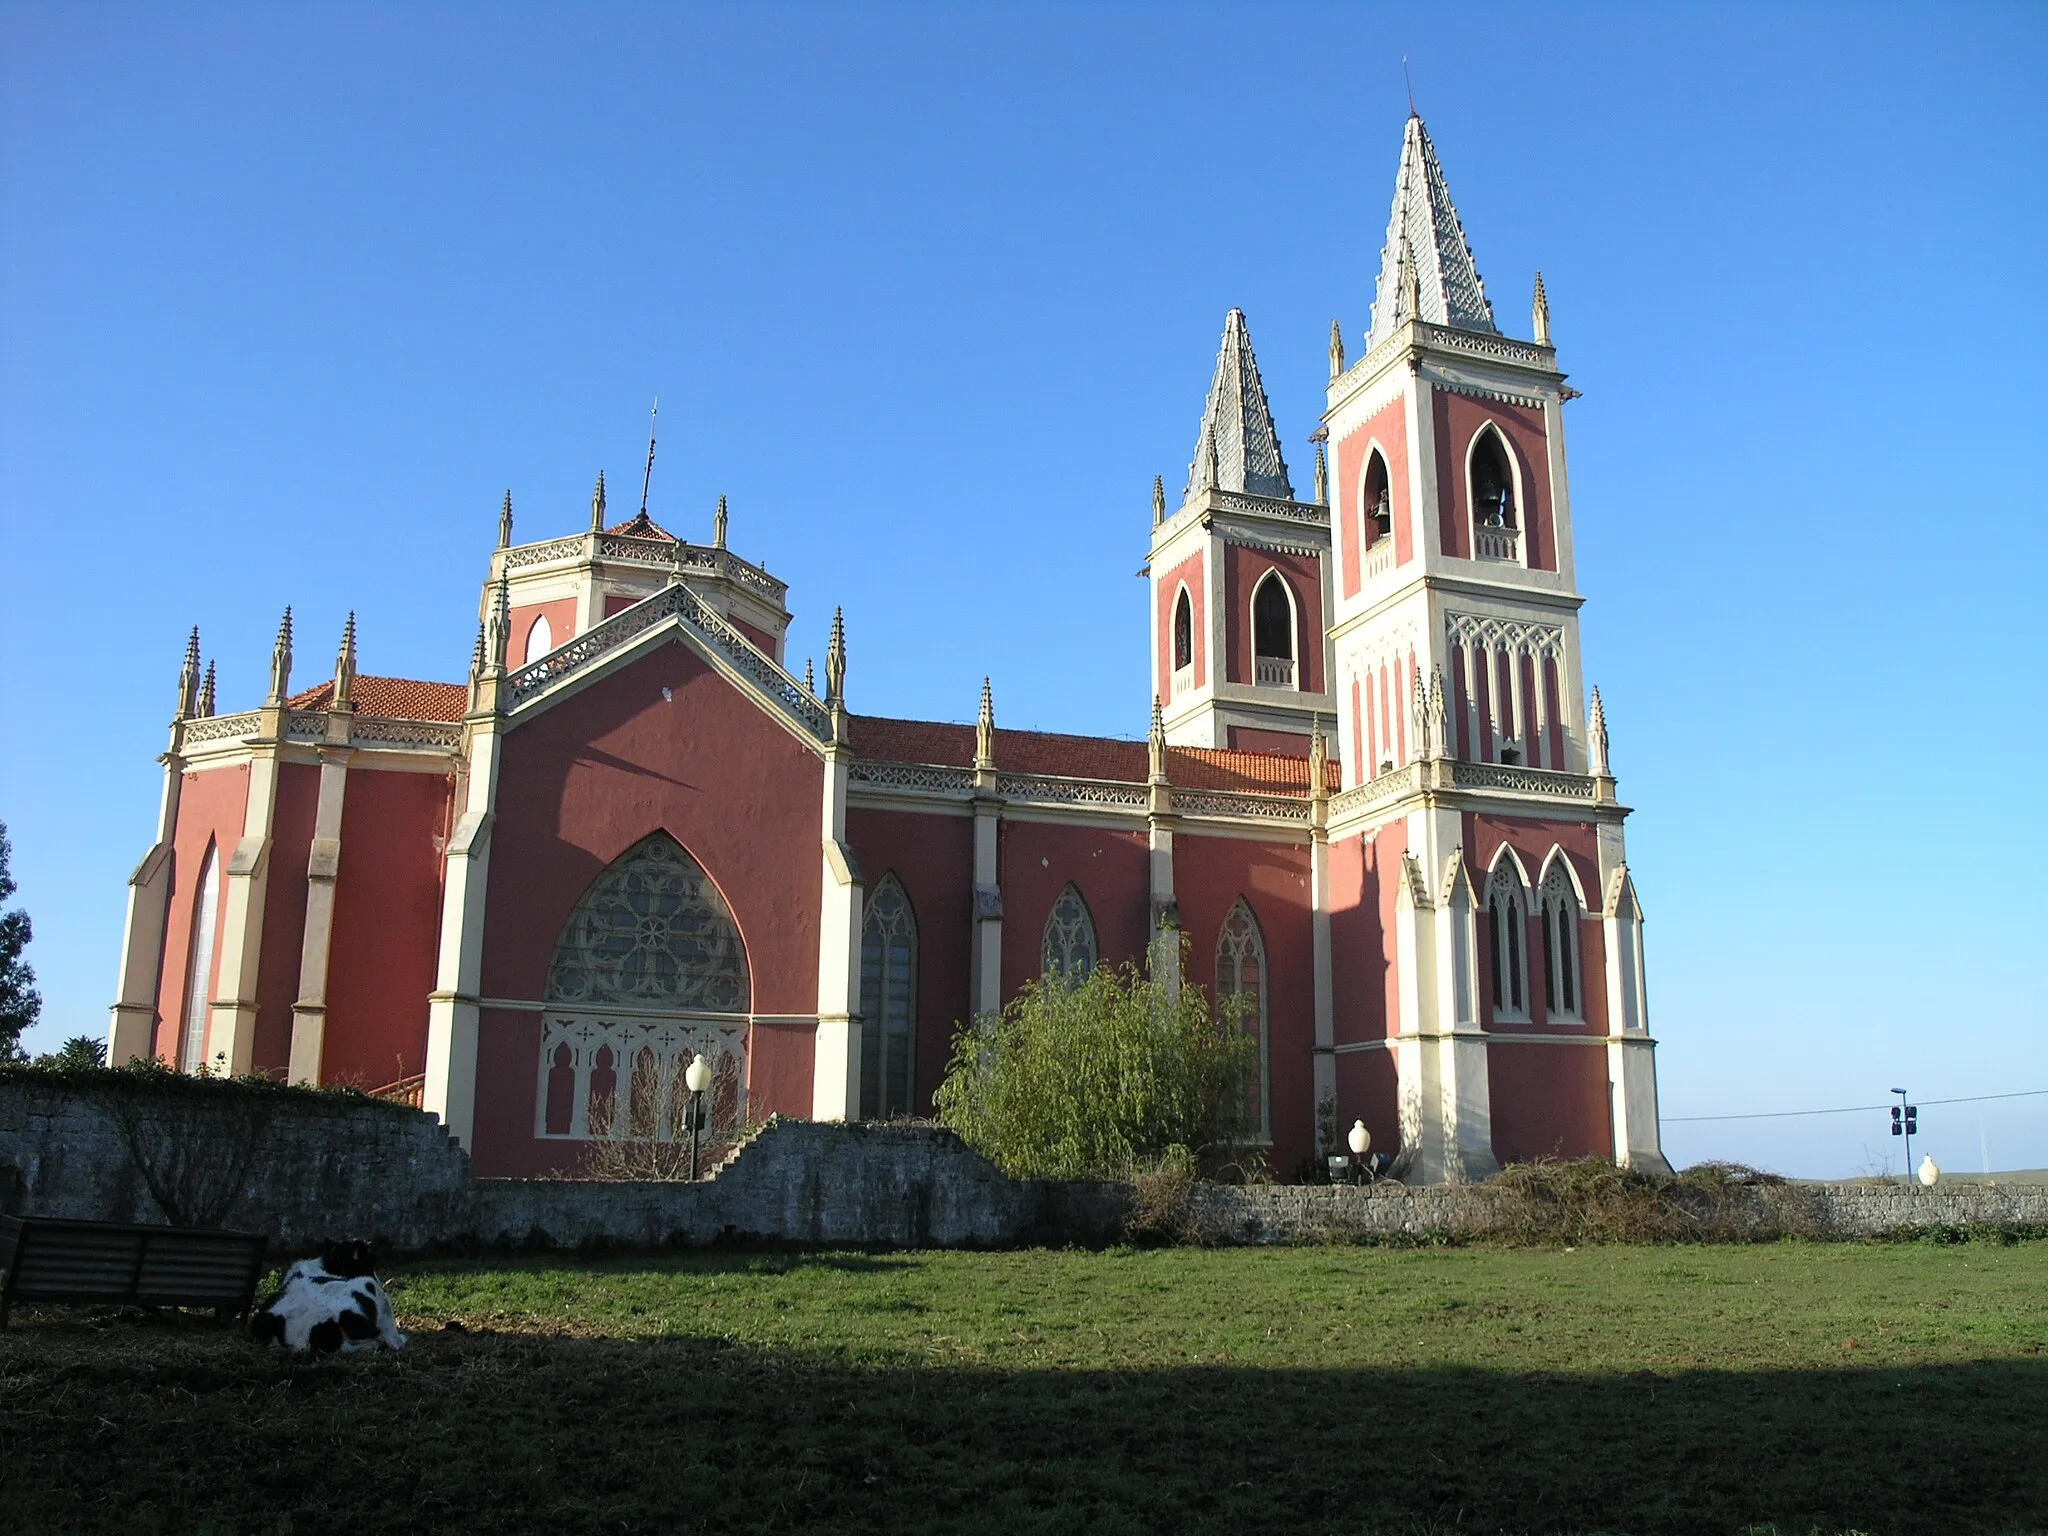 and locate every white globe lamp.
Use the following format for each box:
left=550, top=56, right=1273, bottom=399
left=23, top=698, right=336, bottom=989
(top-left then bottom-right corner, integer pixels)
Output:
left=1917, top=1154, right=1940, bottom=1188
left=1347, top=1120, right=1371, bottom=1157
left=684, top=1055, right=713, bottom=1095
